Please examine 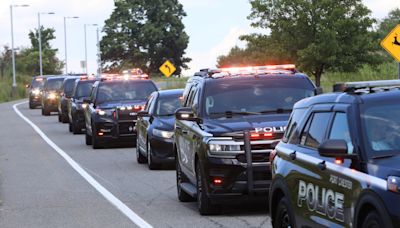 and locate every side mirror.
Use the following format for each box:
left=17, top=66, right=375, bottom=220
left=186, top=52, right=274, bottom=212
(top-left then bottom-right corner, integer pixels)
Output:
left=318, top=139, right=356, bottom=159
left=138, top=110, right=150, bottom=118
left=175, top=107, right=200, bottom=122
left=315, top=87, right=323, bottom=95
